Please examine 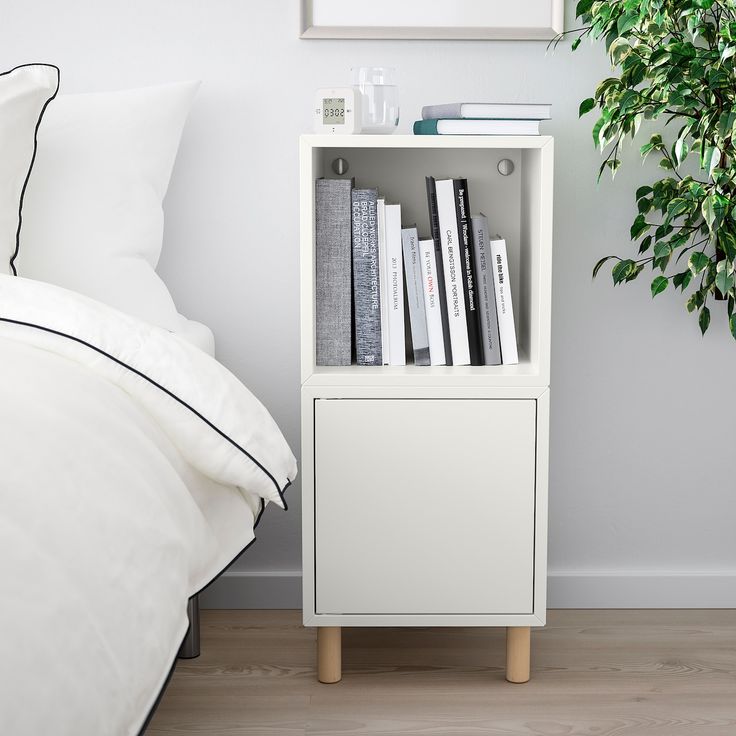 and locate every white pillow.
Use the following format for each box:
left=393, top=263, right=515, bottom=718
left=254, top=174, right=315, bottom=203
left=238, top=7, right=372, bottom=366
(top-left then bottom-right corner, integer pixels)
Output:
left=0, top=64, right=59, bottom=276
left=16, top=81, right=206, bottom=343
